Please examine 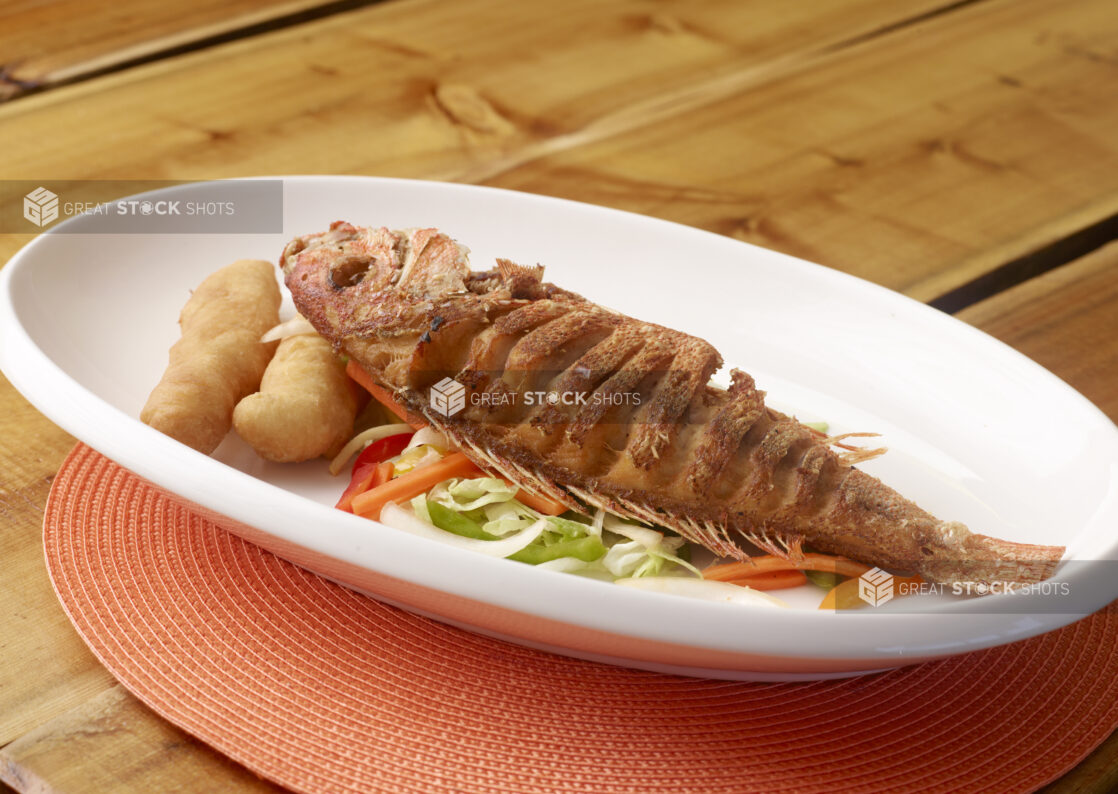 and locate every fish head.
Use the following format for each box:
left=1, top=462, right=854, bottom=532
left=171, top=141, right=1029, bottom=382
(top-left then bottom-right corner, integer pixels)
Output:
left=281, top=222, right=472, bottom=295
